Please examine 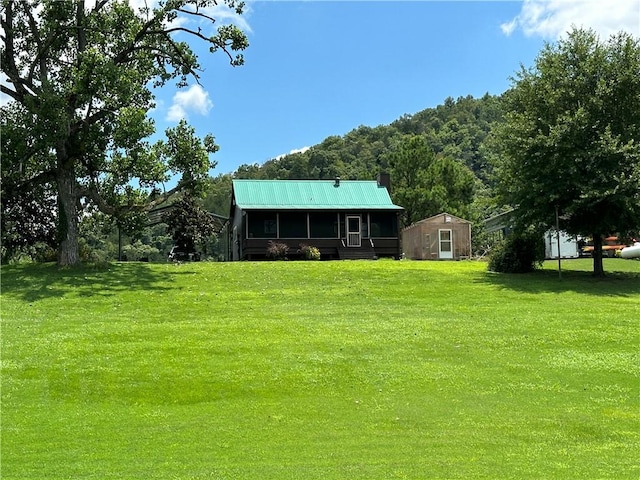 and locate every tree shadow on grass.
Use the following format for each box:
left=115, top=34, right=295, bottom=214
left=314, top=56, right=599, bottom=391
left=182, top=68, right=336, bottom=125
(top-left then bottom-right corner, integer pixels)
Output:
left=1, top=262, right=187, bottom=303
left=476, top=268, right=640, bottom=297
